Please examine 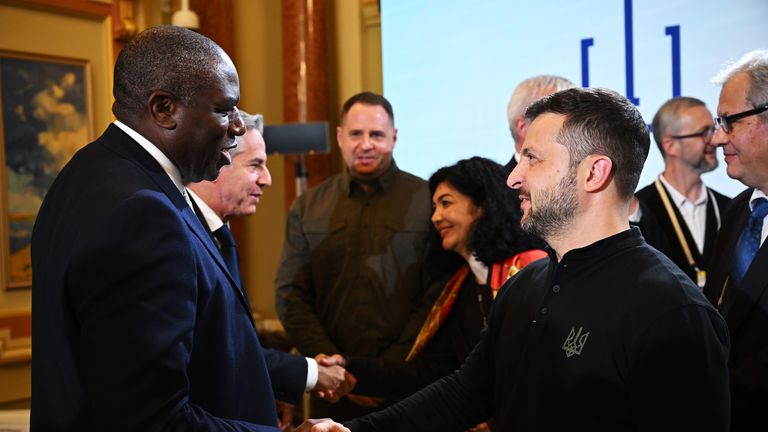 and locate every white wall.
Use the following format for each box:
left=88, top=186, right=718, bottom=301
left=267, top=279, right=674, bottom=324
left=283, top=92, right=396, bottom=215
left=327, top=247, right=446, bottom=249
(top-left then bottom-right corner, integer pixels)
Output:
left=382, top=0, right=768, bottom=197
